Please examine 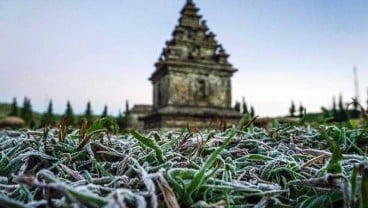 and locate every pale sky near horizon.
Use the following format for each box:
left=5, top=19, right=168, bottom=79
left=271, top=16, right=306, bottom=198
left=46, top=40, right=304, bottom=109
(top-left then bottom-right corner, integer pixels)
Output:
left=0, top=0, right=367, bottom=117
